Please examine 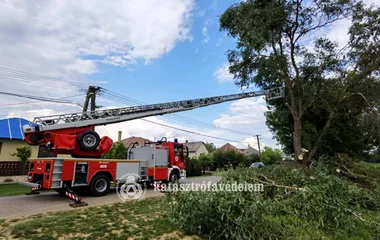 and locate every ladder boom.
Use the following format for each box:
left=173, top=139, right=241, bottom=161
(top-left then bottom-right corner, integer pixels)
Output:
left=29, top=87, right=283, bottom=132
